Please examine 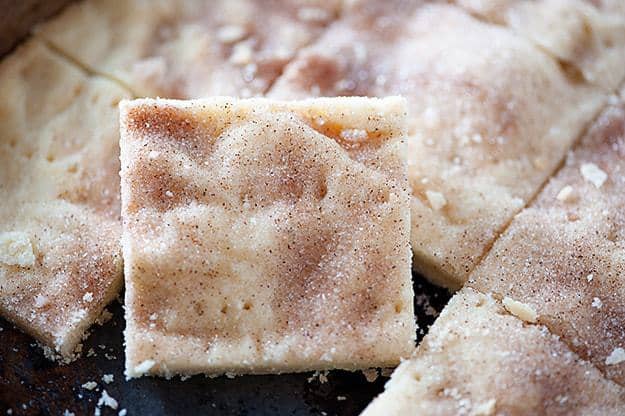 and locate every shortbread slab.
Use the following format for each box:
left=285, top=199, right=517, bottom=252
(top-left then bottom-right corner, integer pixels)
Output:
left=36, top=0, right=340, bottom=98
left=453, top=0, right=625, bottom=91
left=469, top=89, right=625, bottom=385
left=120, top=97, right=415, bottom=378
left=362, top=288, right=625, bottom=416
left=0, top=40, right=129, bottom=358
left=270, top=1, right=606, bottom=289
